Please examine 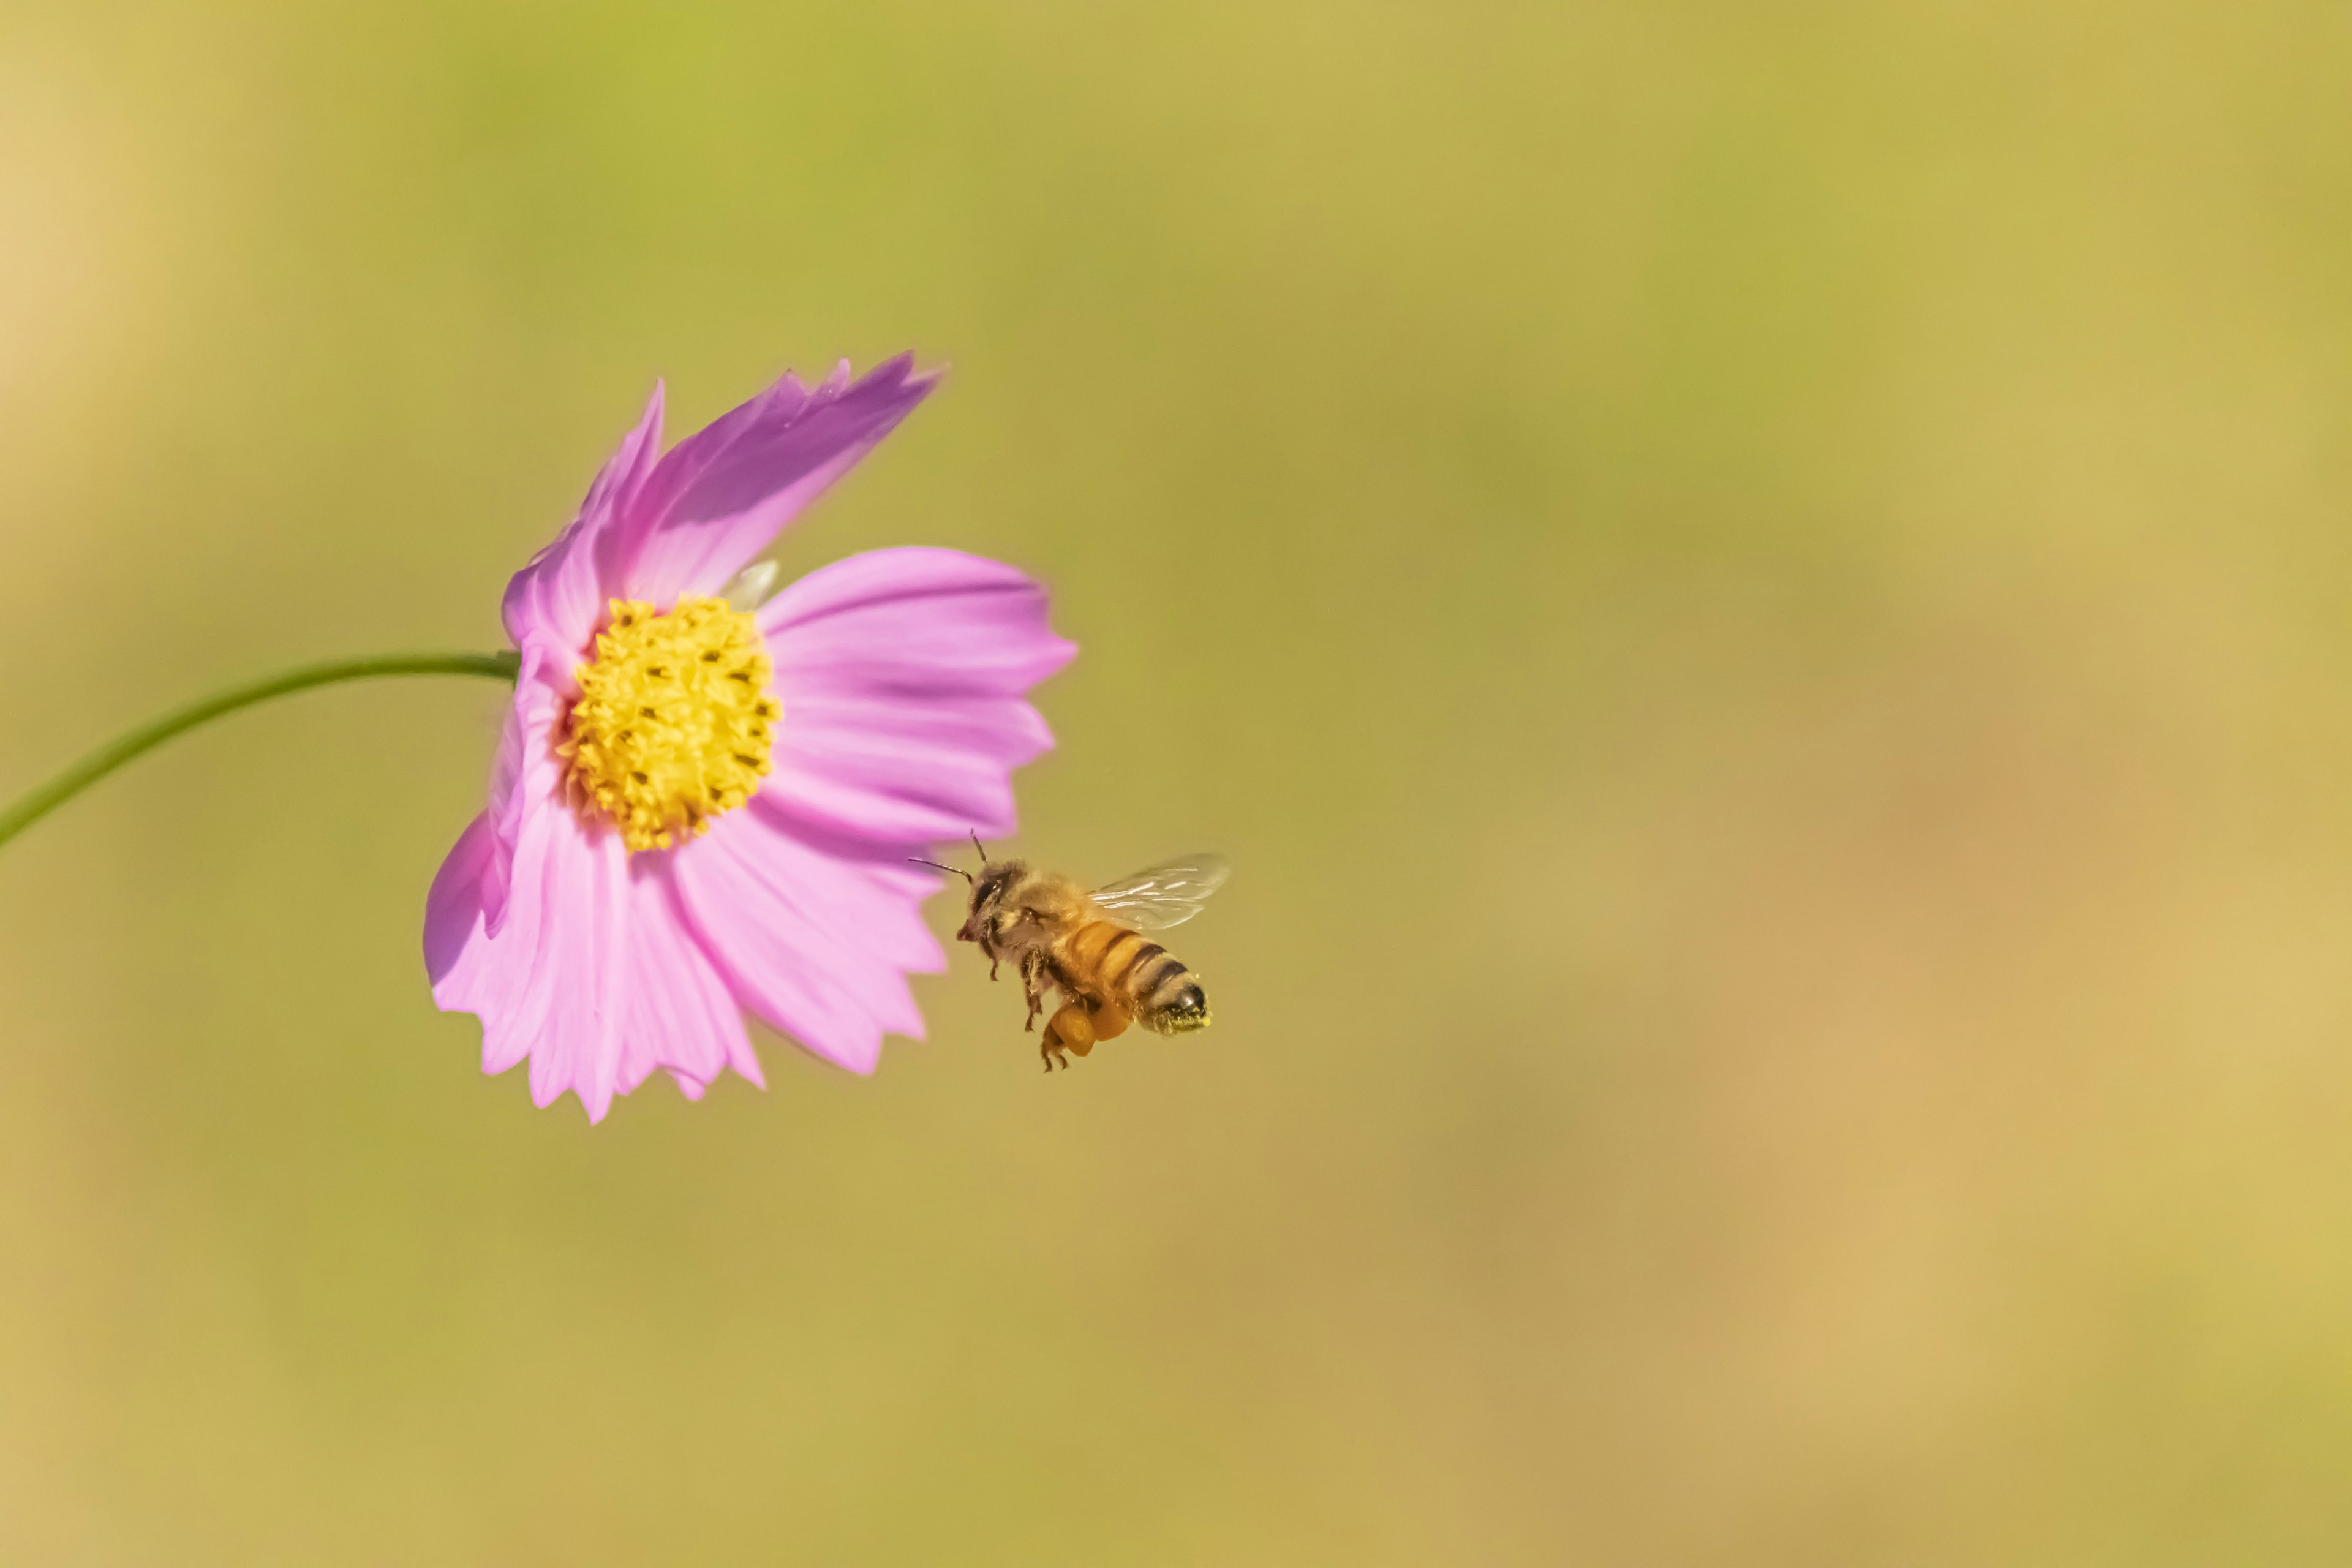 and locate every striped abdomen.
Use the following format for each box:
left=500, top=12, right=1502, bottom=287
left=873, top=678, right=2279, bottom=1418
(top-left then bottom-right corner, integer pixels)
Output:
left=1059, top=919, right=1212, bottom=1035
